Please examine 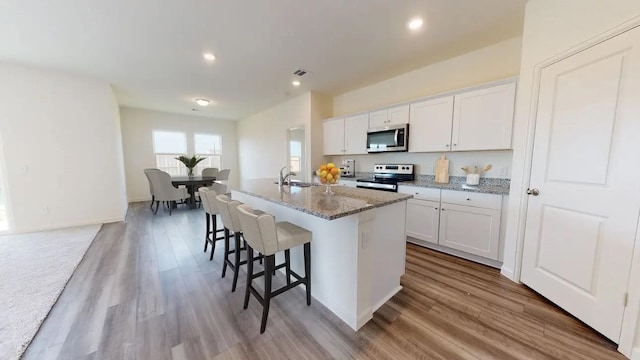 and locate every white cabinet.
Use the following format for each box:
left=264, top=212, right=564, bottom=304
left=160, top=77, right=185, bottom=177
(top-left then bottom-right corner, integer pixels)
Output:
left=409, top=96, right=454, bottom=153
left=451, top=82, right=516, bottom=151
left=323, top=114, right=369, bottom=155
left=344, top=114, right=369, bottom=154
left=400, top=187, right=502, bottom=261
left=438, top=190, right=502, bottom=260
left=369, top=105, right=410, bottom=128
left=406, top=199, right=440, bottom=244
